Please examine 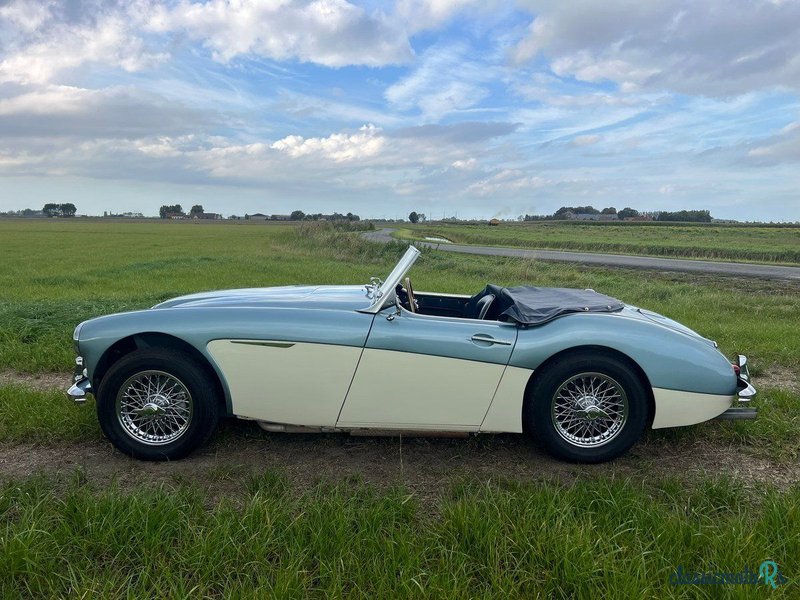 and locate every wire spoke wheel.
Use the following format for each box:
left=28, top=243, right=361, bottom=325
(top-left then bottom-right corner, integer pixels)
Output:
left=115, top=370, right=193, bottom=446
left=550, top=372, right=629, bottom=448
